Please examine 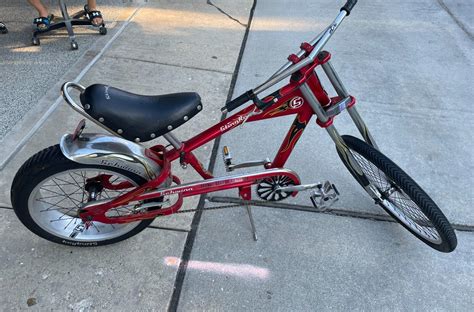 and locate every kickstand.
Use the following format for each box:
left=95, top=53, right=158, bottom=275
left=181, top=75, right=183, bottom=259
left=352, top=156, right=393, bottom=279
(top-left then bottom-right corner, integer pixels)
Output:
left=245, top=205, right=258, bottom=241
left=239, top=186, right=257, bottom=241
